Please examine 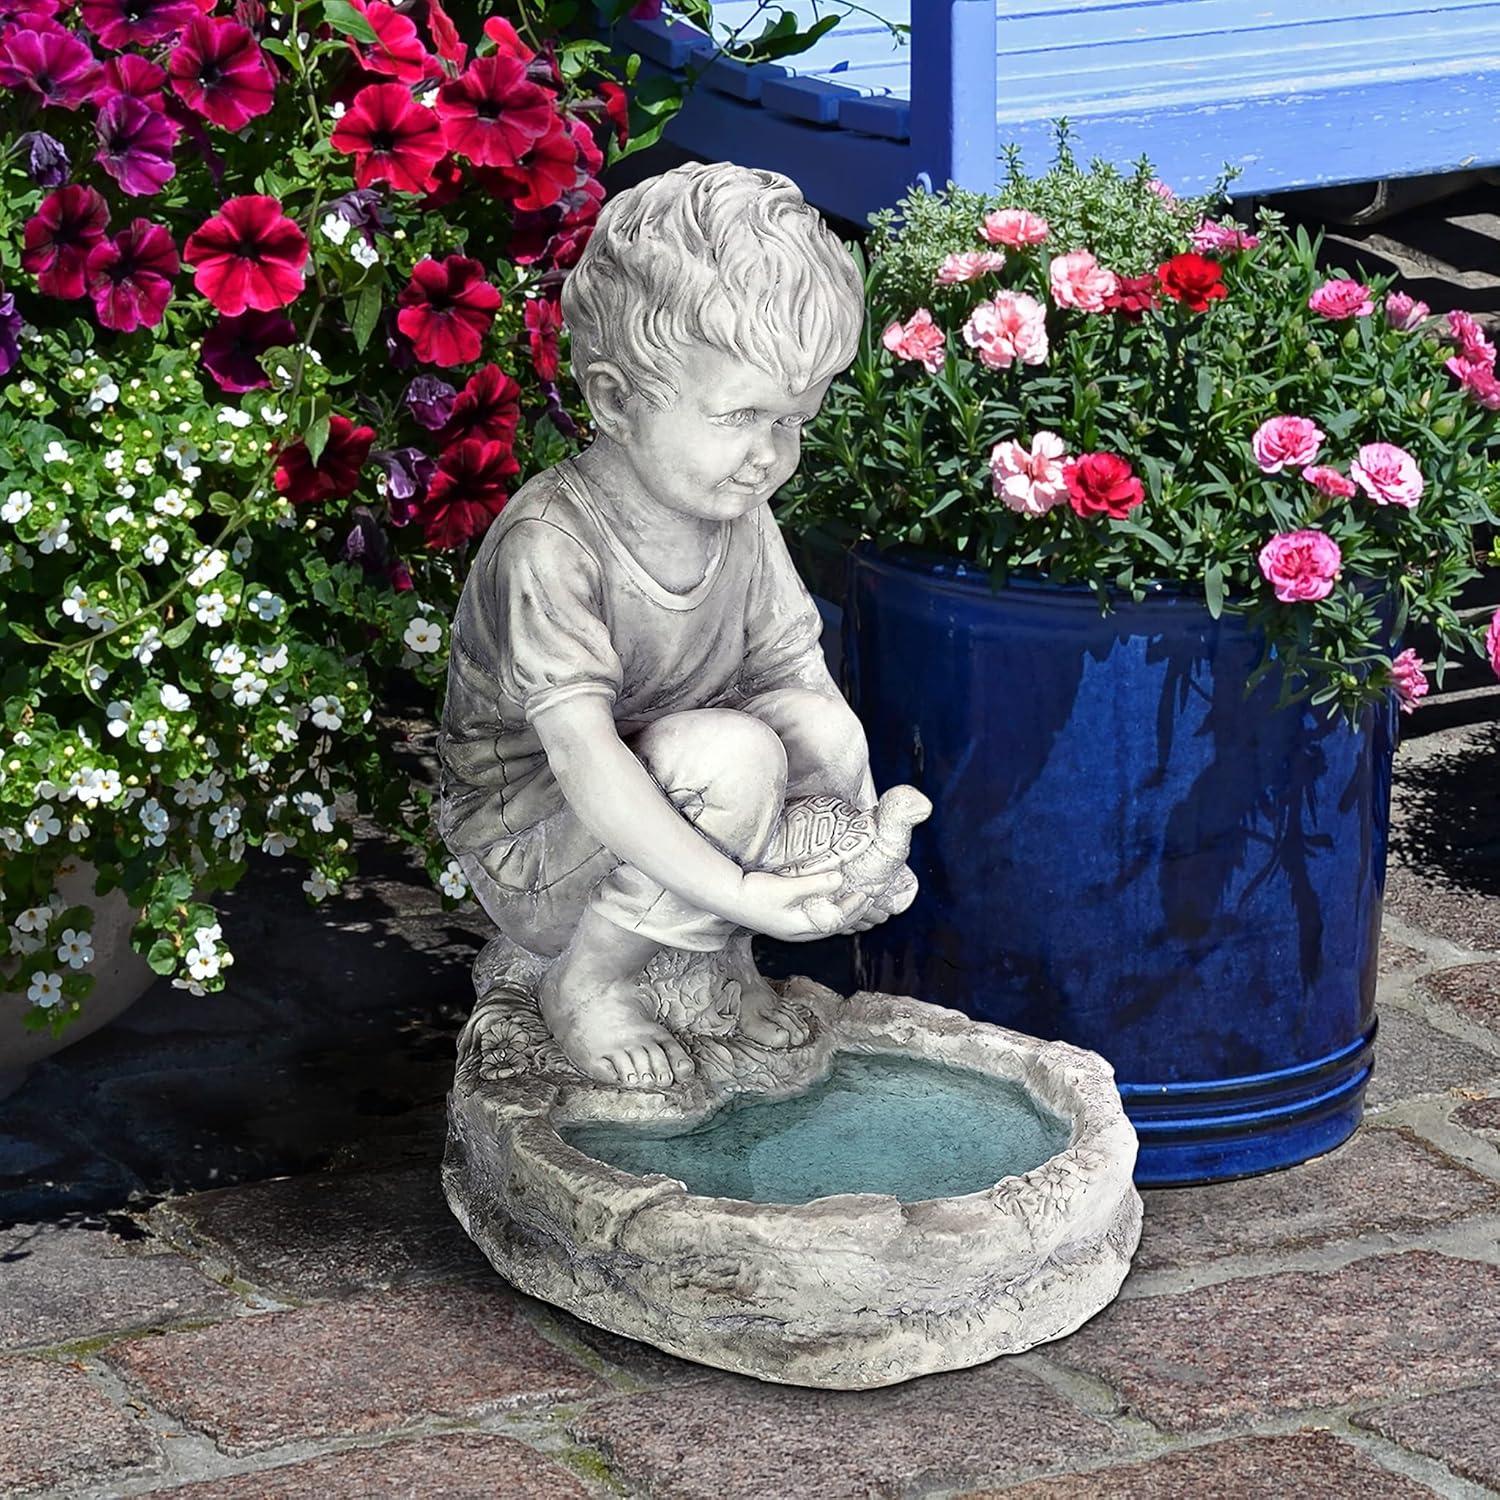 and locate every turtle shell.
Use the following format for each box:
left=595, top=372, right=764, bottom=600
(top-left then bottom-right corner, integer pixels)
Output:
left=766, top=794, right=877, bottom=875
